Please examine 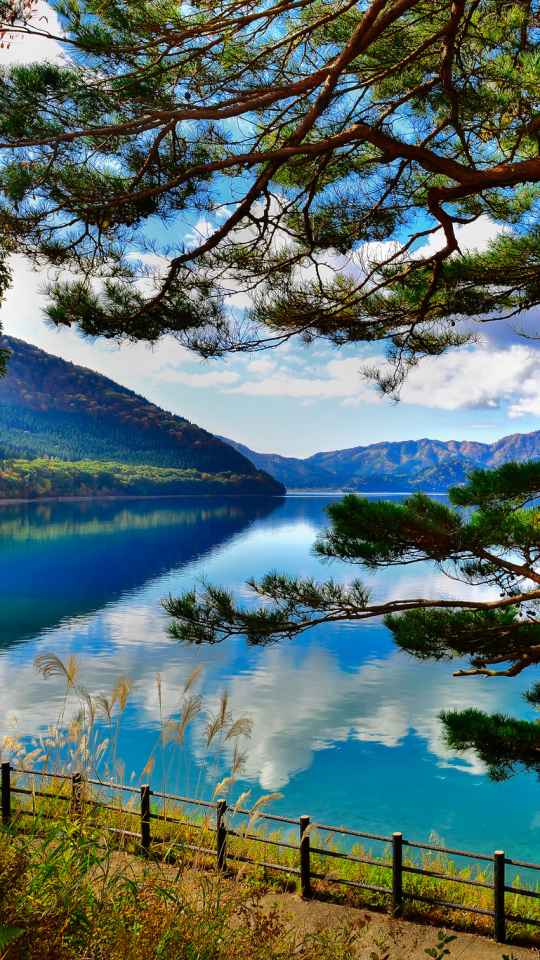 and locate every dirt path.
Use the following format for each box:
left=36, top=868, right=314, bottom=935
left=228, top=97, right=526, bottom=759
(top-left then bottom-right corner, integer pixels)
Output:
left=258, top=887, right=537, bottom=960
left=107, top=850, right=538, bottom=959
